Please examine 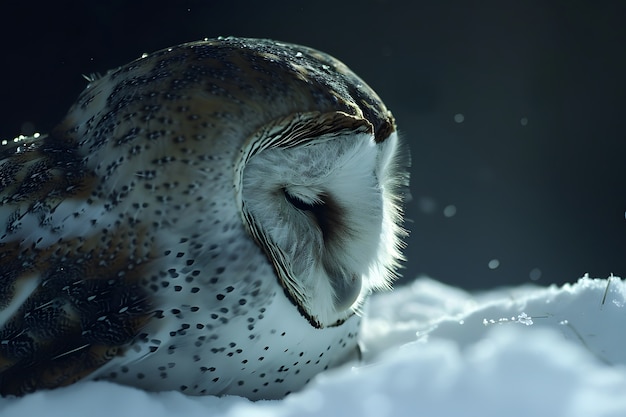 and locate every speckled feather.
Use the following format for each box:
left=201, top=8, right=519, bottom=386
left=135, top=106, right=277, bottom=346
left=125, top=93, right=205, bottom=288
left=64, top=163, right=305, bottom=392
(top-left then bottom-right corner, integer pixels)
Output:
left=0, top=37, right=407, bottom=399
